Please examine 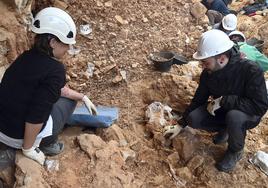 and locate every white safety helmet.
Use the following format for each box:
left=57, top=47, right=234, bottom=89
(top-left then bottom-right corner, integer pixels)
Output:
left=193, top=29, right=234, bottom=60
left=222, top=14, right=237, bottom=31
left=31, top=7, right=76, bottom=44
left=228, top=30, right=246, bottom=42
